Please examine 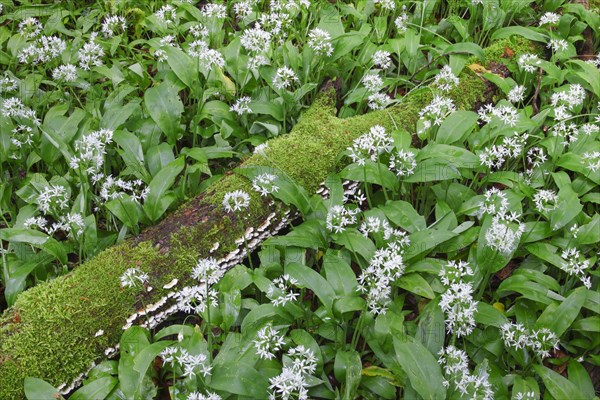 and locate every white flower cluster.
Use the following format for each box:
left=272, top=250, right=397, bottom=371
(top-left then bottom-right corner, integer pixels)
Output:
left=96, top=175, right=149, bottom=203
left=18, top=35, right=66, bottom=65
left=583, top=151, right=600, bottom=173
left=120, top=267, right=149, bottom=288
left=175, top=257, right=224, bottom=313
left=478, top=103, right=520, bottom=127
left=500, top=321, right=559, bottom=358
left=201, top=3, right=227, bottom=19
left=188, top=40, right=225, bottom=70
left=223, top=190, right=251, bottom=212
left=439, top=260, right=478, bottom=337
left=70, top=128, right=113, bottom=173
left=9, top=125, right=34, bottom=151
left=254, top=322, right=286, bottom=359
left=360, top=216, right=406, bottom=240
left=547, top=38, right=568, bottom=53
left=78, top=33, right=104, bottom=70
left=560, top=248, right=592, bottom=289
left=160, top=347, right=212, bottom=378
left=478, top=132, right=528, bottom=169
left=533, top=189, right=559, bottom=213
left=395, top=6, right=409, bottom=33
left=234, top=0, right=259, bottom=18
left=507, top=85, right=526, bottom=103
left=52, top=64, right=78, bottom=82
left=389, top=149, right=417, bottom=177
left=37, top=184, right=69, bottom=214
left=362, top=72, right=390, bottom=110
left=517, top=54, right=541, bottom=73
left=358, top=239, right=409, bottom=315
left=189, top=23, right=209, bottom=38
left=156, top=5, right=178, bottom=25
left=484, top=212, right=525, bottom=255
left=1, top=97, right=40, bottom=125
left=241, top=26, right=272, bottom=53
left=18, top=17, right=43, bottom=38
left=0, top=75, right=18, bottom=93
left=418, top=95, right=456, bottom=133
left=550, top=84, right=586, bottom=121
left=268, top=274, right=299, bottom=306
left=438, top=346, right=494, bottom=400
left=252, top=173, right=280, bottom=196
left=230, top=96, right=252, bottom=115
left=539, top=12, right=560, bottom=26
left=268, top=345, right=317, bottom=400
left=526, top=147, right=547, bottom=170
left=433, top=66, right=460, bottom=92
left=307, top=28, right=333, bottom=57
left=514, top=392, right=536, bottom=400
left=24, top=212, right=86, bottom=238
left=23, top=185, right=86, bottom=238
left=478, top=187, right=509, bottom=218
left=348, top=124, right=394, bottom=166
left=372, top=50, right=392, bottom=69
left=326, top=204, right=359, bottom=233
left=374, top=0, right=395, bottom=11
left=273, top=66, right=299, bottom=90
left=101, top=15, right=126, bottom=38
left=192, top=257, right=225, bottom=285
left=187, top=391, right=221, bottom=400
